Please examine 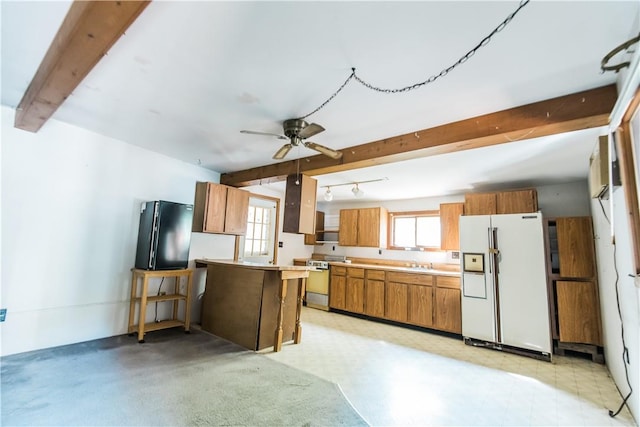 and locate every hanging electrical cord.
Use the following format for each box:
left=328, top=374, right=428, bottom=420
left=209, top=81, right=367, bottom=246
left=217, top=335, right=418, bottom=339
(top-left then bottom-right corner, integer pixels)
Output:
left=298, top=0, right=530, bottom=120
left=598, top=194, right=634, bottom=417
left=154, top=277, right=166, bottom=323
left=609, top=239, right=633, bottom=418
